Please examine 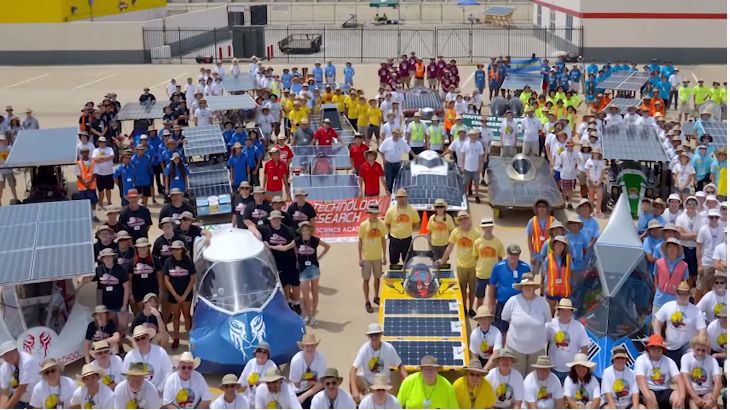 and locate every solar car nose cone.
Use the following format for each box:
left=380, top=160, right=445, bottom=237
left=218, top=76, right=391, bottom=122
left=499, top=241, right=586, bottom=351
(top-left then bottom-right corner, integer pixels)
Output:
left=512, top=158, right=532, bottom=174
left=505, top=154, right=536, bottom=181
